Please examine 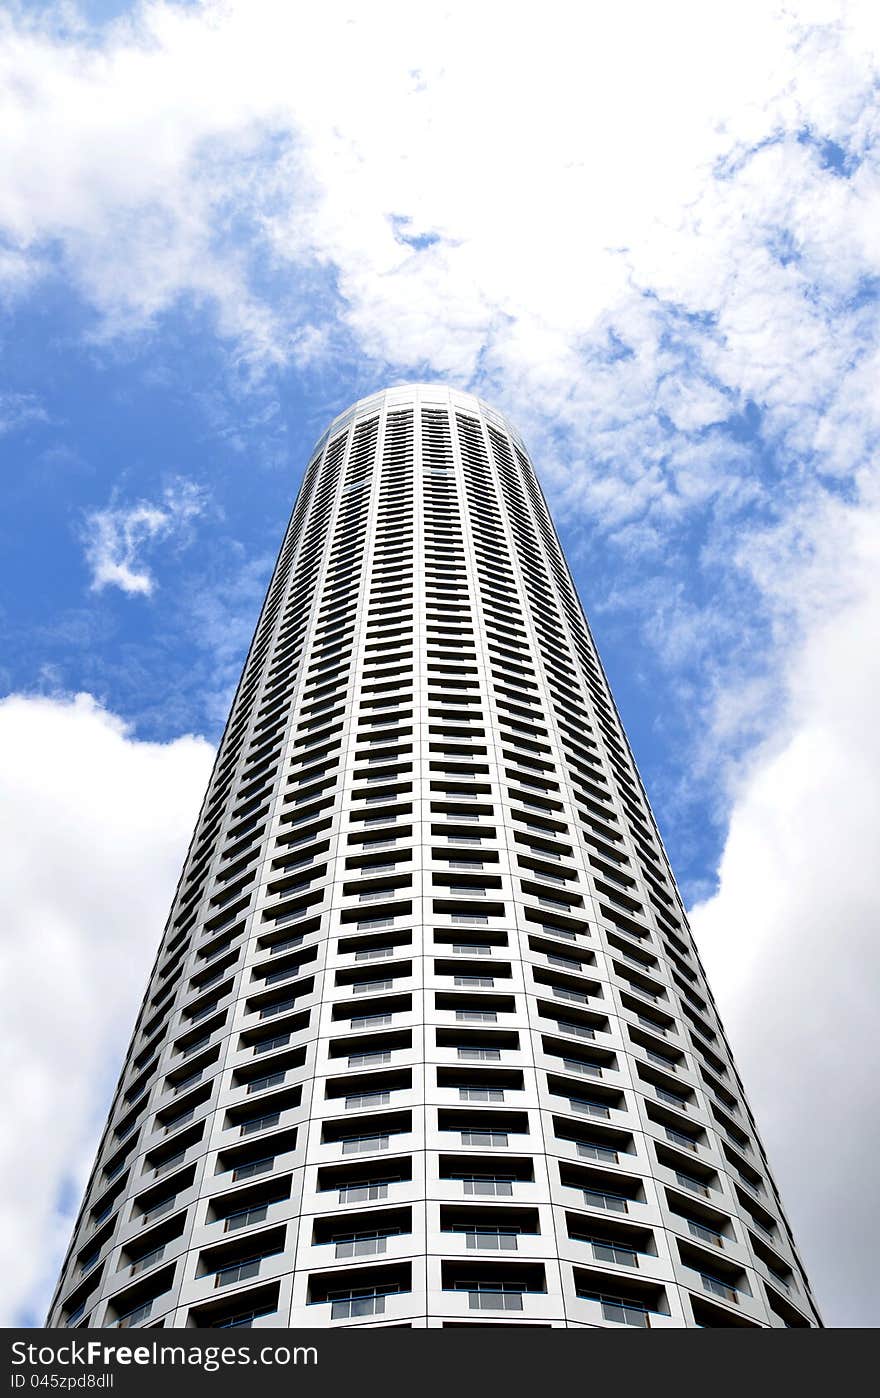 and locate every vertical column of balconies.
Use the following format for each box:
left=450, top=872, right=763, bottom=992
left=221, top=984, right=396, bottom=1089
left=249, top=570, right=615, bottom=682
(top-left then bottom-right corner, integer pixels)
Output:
left=487, top=421, right=819, bottom=1327
left=424, top=404, right=566, bottom=1325
left=287, top=401, right=427, bottom=1327
left=415, top=400, right=547, bottom=1324
left=153, top=424, right=354, bottom=1329
left=276, top=409, right=391, bottom=1327
left=47, top=431, right=344, bottom=1329
left=476, top=417, right=687, bottom=1326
